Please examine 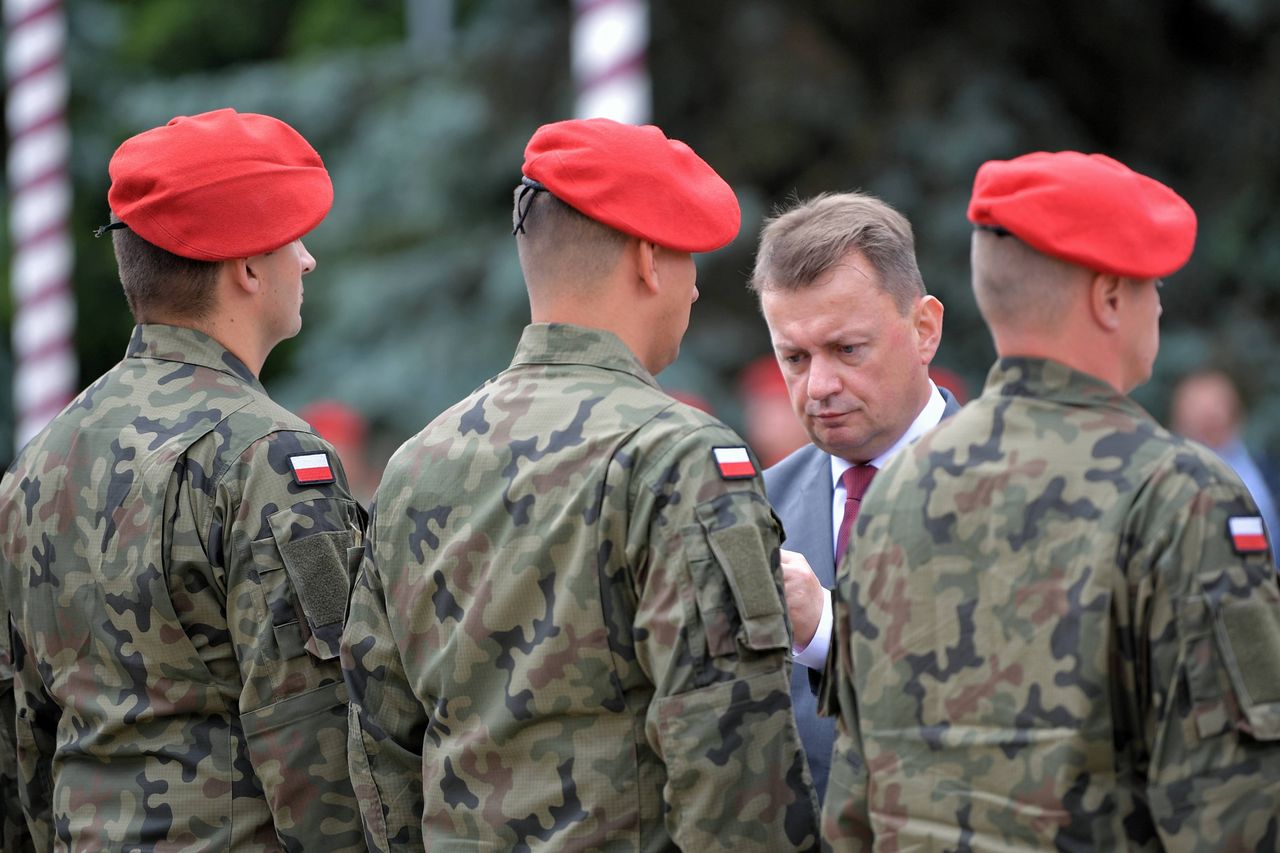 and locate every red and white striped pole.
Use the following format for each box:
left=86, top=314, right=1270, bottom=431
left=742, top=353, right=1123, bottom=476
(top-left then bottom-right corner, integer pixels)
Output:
left=571, top=0, right=651, bottom=124
left=4, top=0, right=76, bottom=451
